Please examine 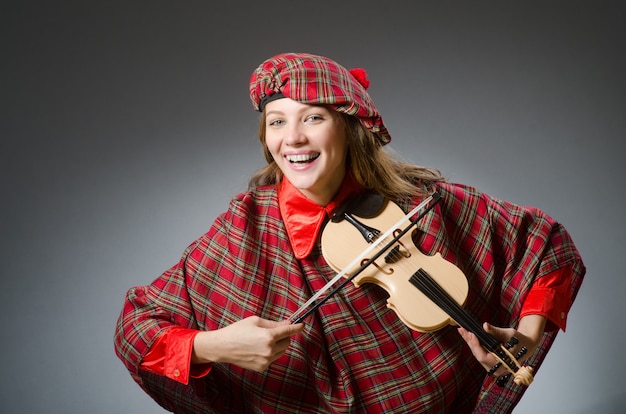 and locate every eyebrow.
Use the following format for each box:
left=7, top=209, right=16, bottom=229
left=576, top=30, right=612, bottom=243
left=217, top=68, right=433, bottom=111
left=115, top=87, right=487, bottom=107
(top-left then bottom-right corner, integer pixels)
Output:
left=266, top=106, right=330, bottom=118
